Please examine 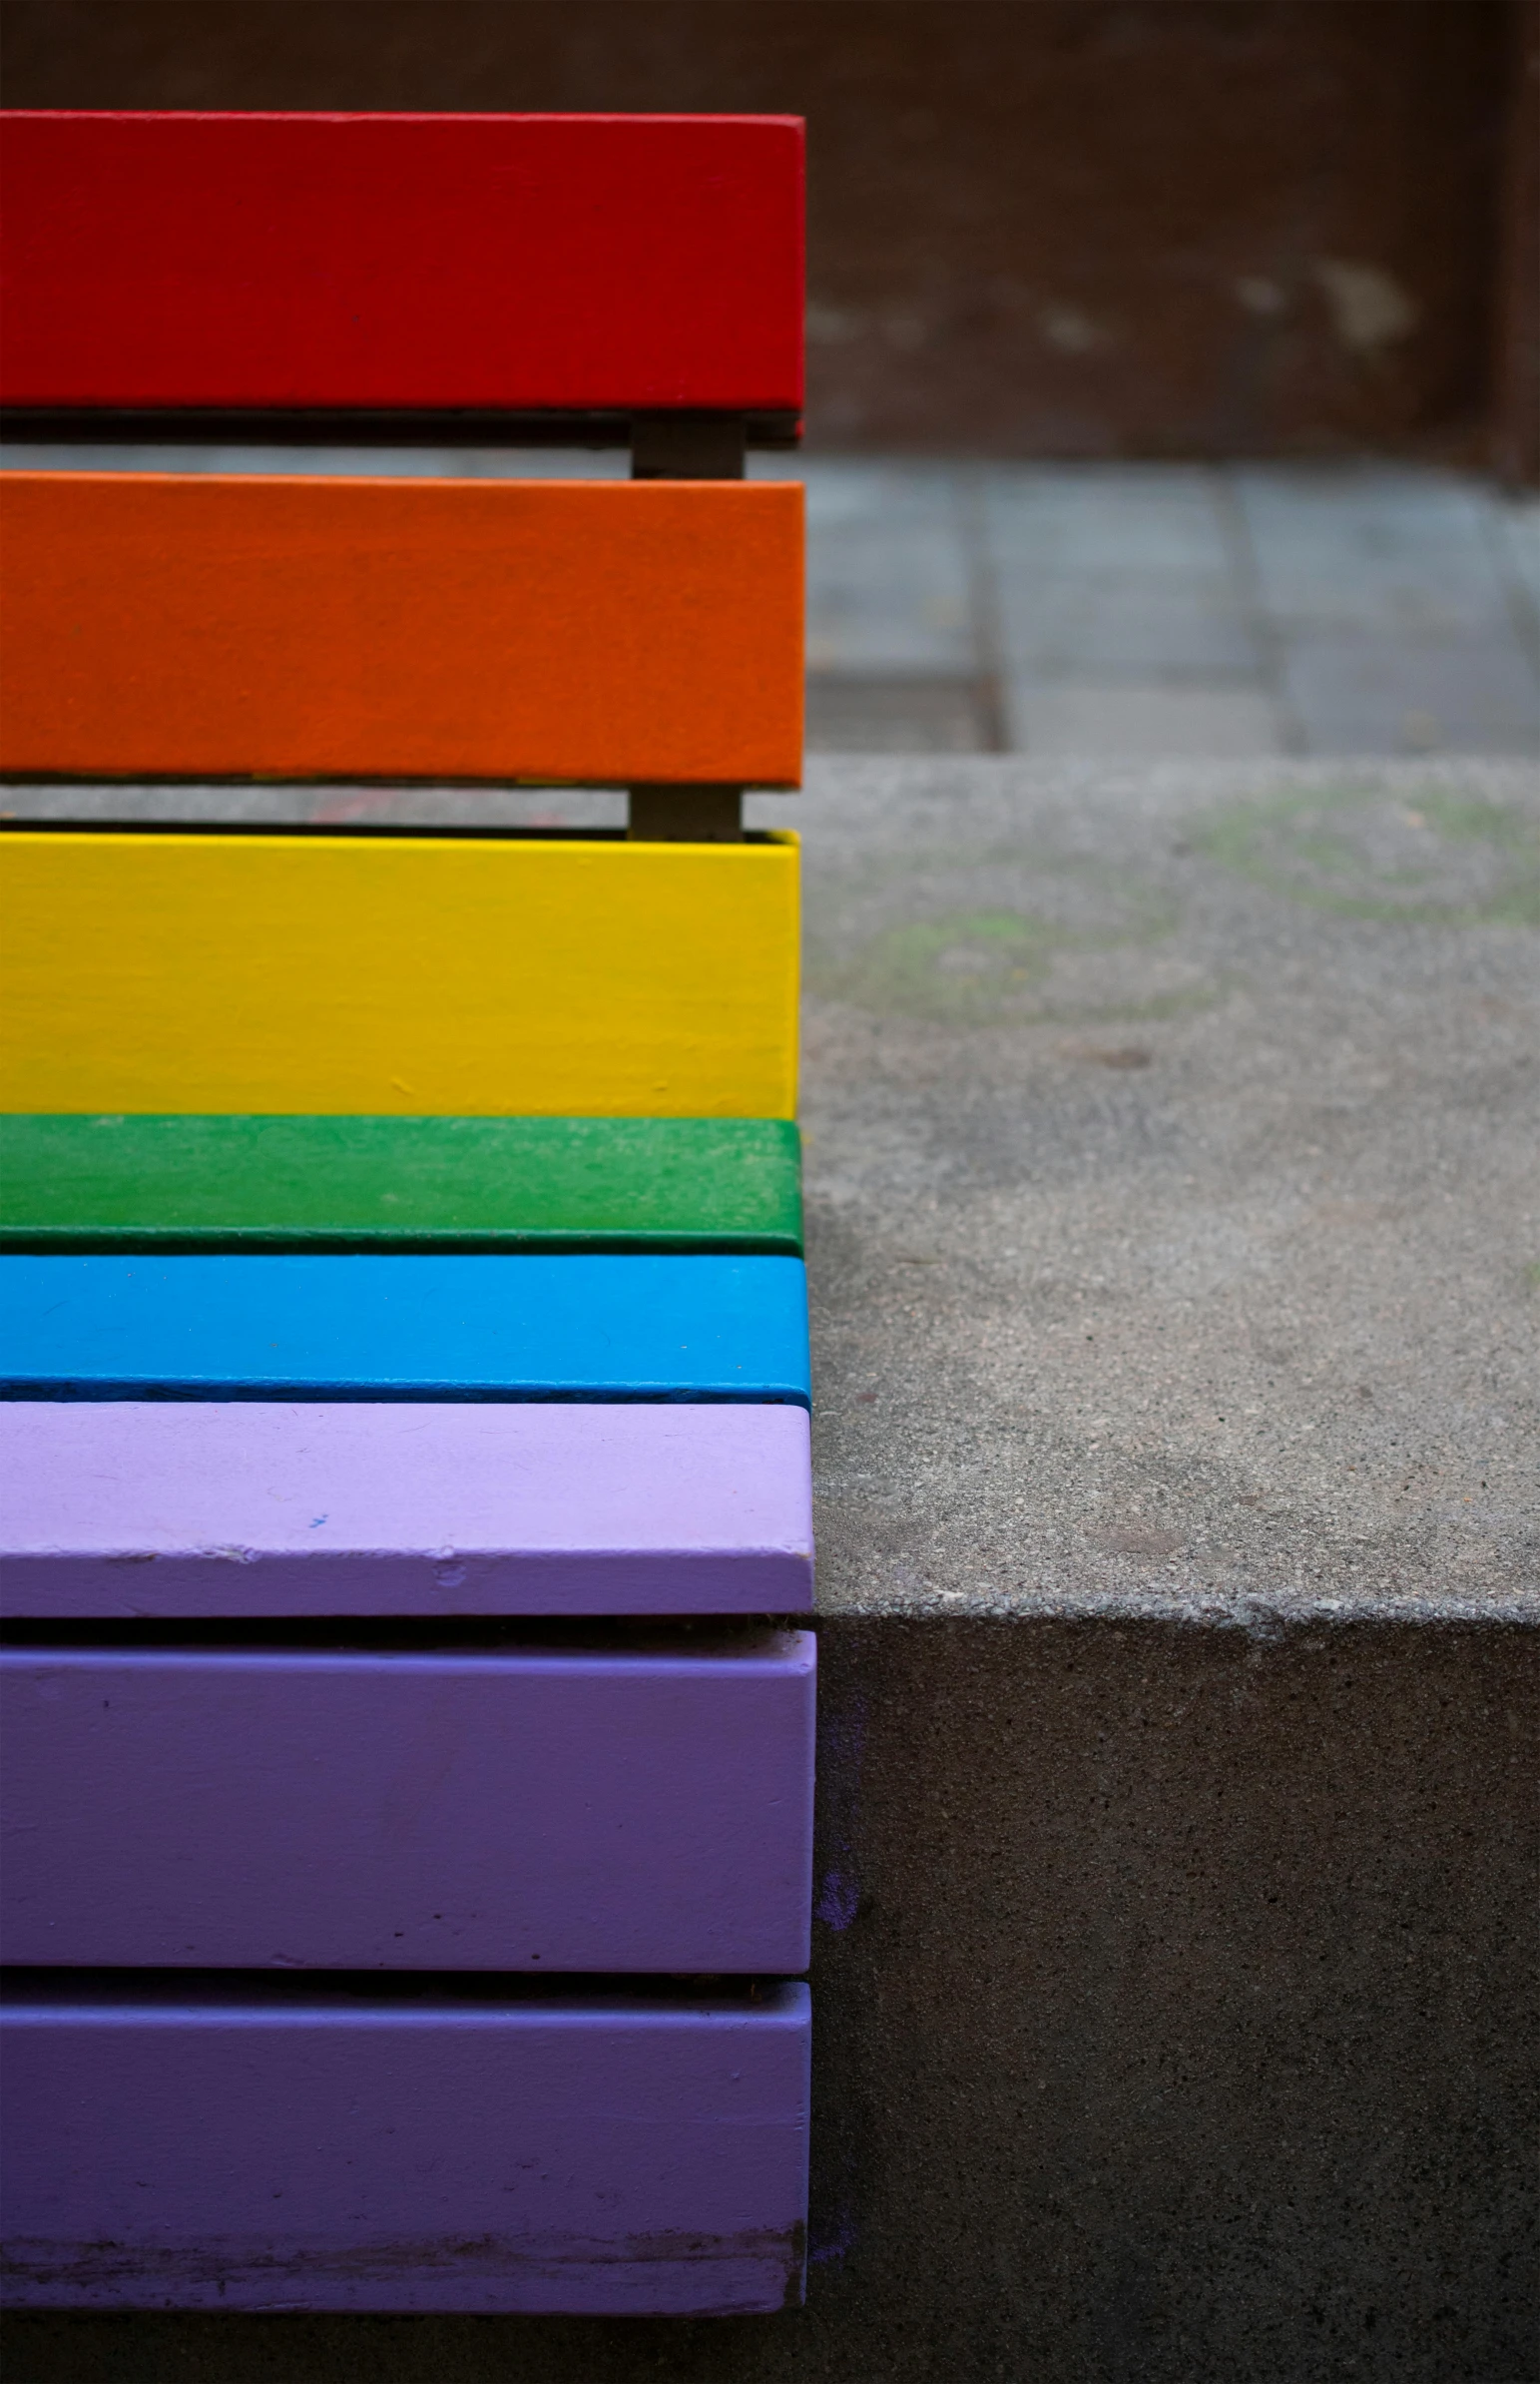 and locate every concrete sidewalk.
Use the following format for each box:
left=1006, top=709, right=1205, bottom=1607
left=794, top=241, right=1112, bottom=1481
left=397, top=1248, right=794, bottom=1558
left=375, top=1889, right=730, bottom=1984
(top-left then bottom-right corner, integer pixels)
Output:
left=7, top=444, right=1537, bottom=763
